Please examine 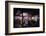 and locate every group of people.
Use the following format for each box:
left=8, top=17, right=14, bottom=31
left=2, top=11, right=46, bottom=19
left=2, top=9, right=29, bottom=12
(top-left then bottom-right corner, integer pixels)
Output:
left=14, top=12, right=39, bottom=28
